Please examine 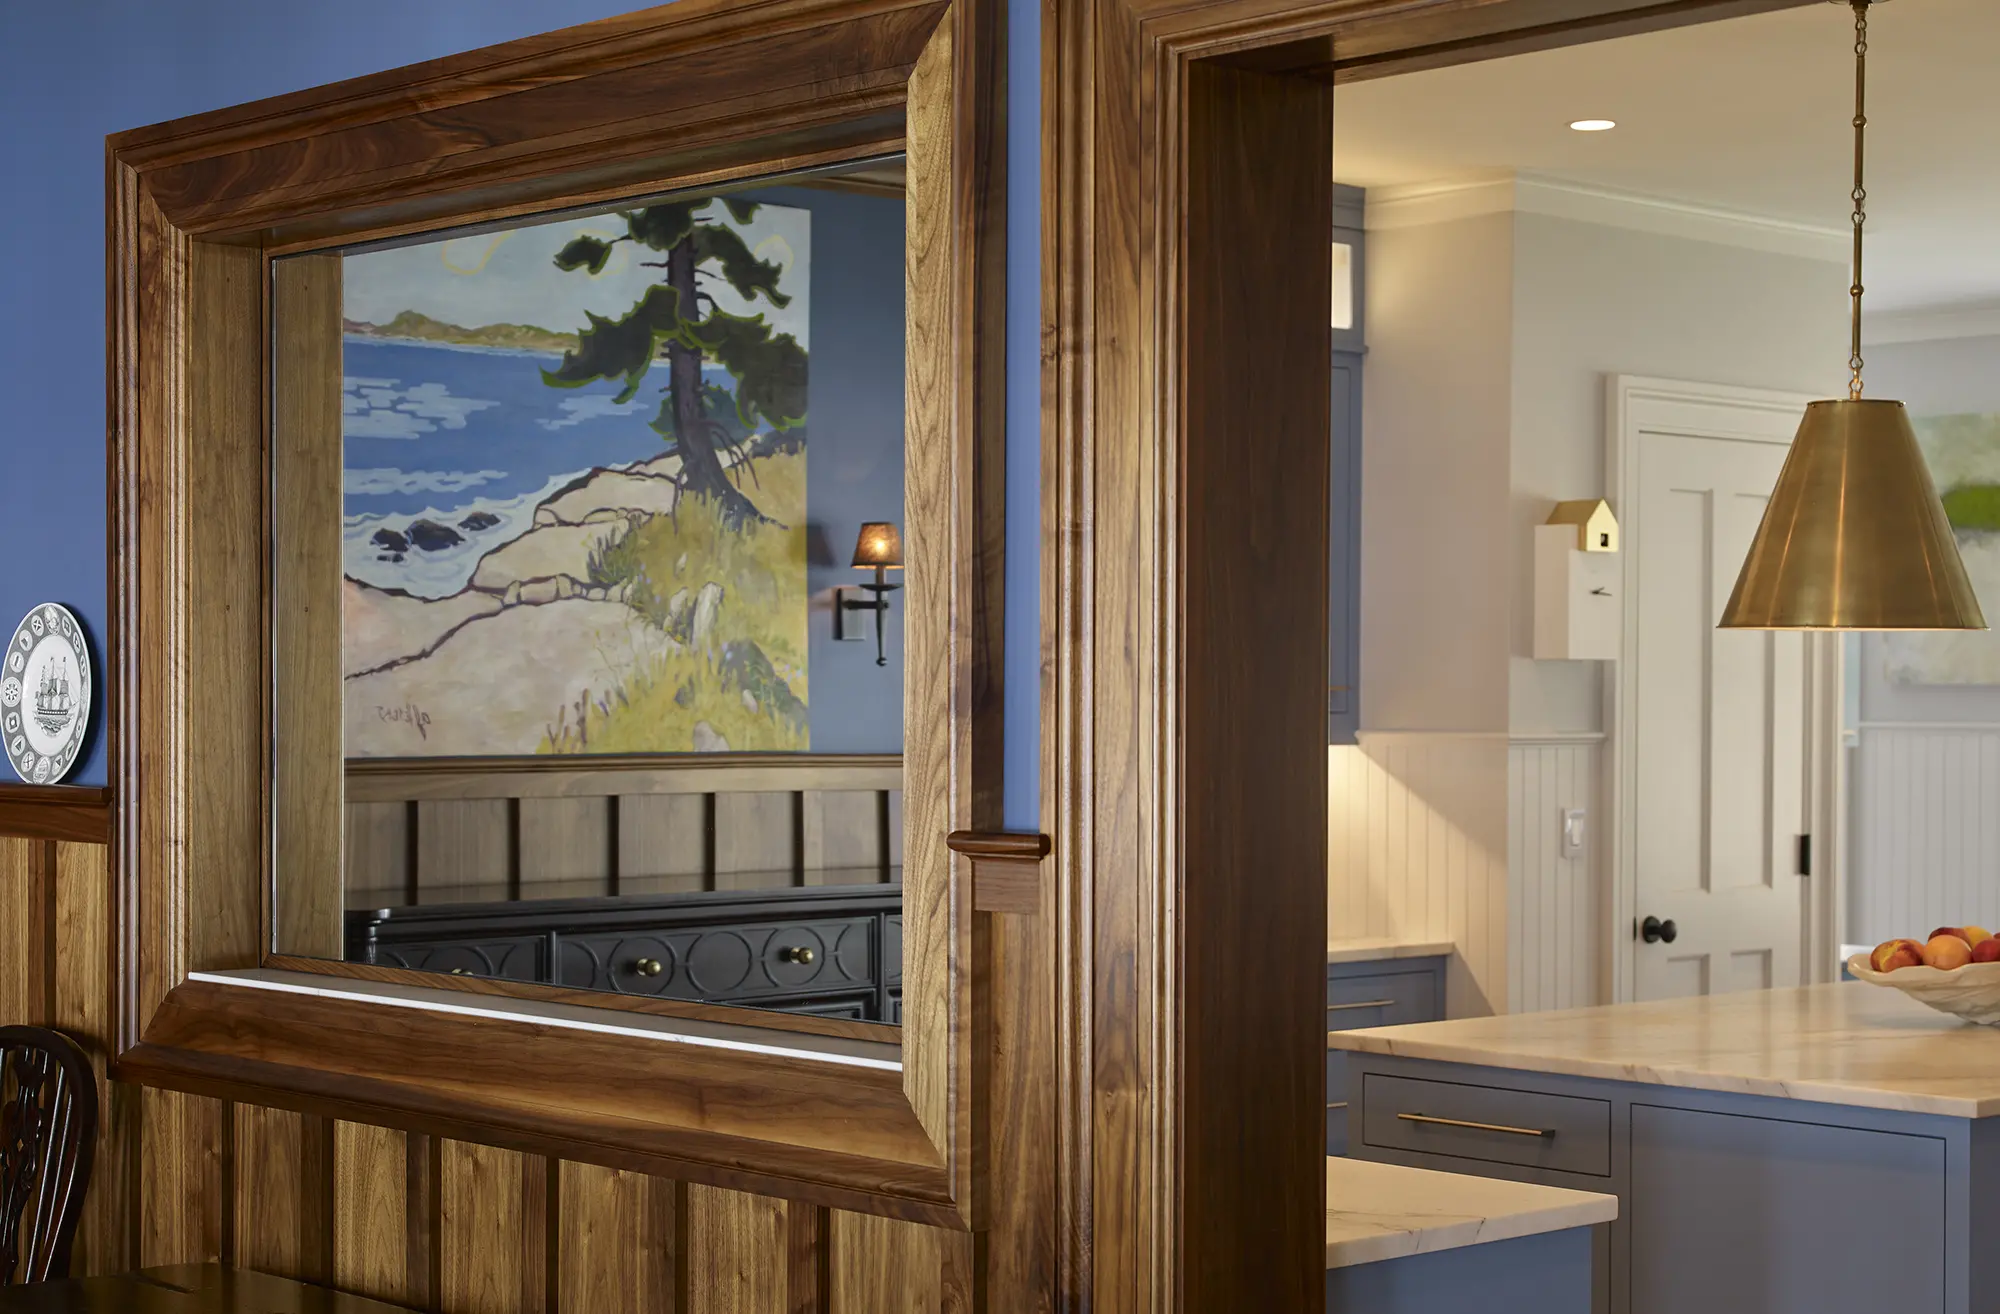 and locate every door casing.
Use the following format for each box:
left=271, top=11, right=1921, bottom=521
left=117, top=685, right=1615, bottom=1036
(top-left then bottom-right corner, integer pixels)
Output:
left=1604, top=375, right=1849, bottom=1003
